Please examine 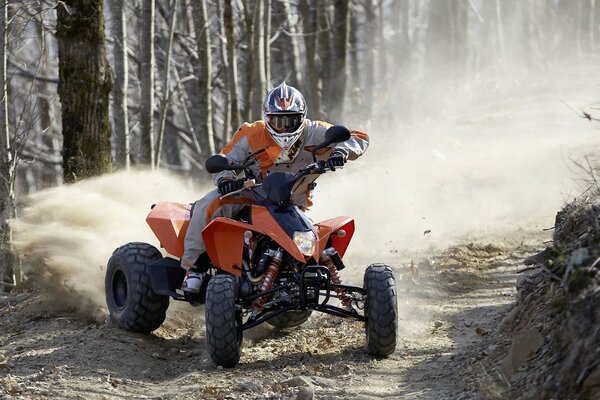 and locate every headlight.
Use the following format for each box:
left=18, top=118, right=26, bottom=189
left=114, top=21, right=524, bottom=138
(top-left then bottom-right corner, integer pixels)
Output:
left=293, top=230, right=316, bottom=256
